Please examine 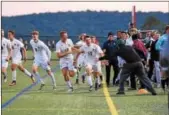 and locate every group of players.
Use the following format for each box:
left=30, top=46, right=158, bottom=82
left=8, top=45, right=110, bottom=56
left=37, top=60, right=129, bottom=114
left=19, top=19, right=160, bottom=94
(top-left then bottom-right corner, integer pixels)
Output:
left=1, top=29, right=106, bottom=92
left=2, top=26, right=169, bottom=94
